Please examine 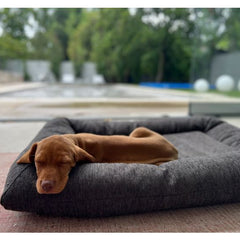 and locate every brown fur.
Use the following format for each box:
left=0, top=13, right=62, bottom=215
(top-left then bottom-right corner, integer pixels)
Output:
left=17, top=127, right=178, bottom=194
